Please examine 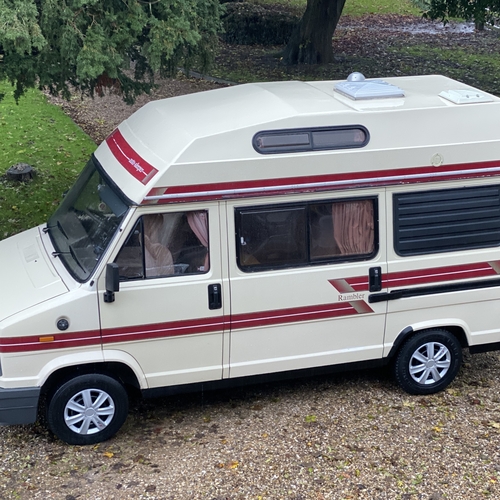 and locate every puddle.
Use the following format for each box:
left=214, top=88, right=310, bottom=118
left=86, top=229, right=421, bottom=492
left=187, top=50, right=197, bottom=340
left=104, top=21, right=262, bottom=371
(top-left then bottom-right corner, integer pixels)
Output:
left=341, top=20, right=476, bottom=35
left=399, top=21, right=475, bottom=34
